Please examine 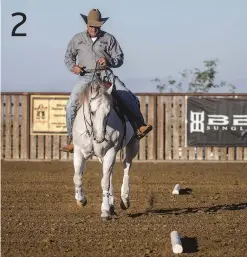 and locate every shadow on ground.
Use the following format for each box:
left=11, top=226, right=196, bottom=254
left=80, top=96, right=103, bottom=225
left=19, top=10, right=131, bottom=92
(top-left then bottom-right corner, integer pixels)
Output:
left=179, top=188, right=193, bottom=195
left=181, top=237, right=199, bottom=253
left=128, top=202, right=247, bottom=218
